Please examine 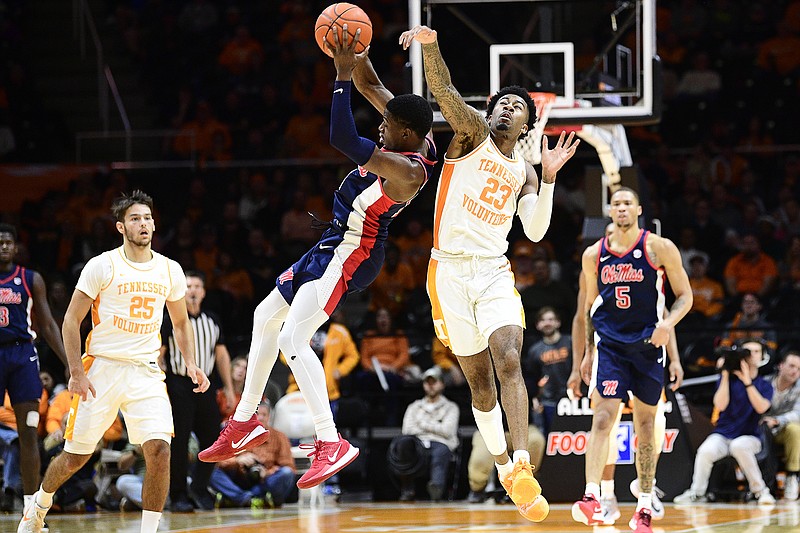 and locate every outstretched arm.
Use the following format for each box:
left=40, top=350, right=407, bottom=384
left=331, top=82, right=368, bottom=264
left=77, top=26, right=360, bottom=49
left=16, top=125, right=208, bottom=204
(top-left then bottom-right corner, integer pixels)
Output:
left=517, top=131, right=579, bottom=242
left=330, top=26, right=426, bottom=201
left=352, top=53, right=393, bottom=114
left=400, top=26, right=487, bottom=143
